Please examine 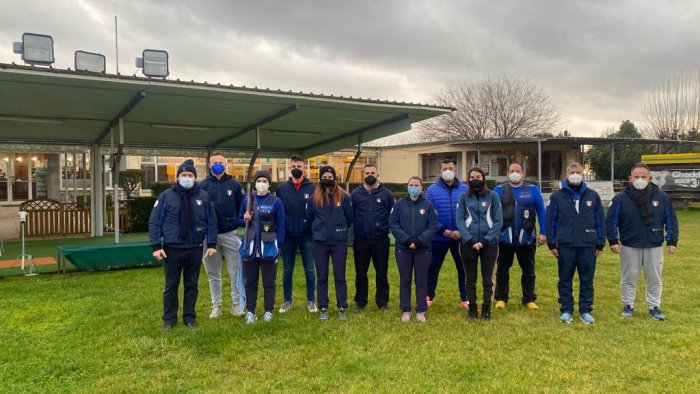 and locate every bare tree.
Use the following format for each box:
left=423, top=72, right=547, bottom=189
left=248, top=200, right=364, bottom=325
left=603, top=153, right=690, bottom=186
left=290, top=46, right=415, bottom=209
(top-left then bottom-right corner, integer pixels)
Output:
left=423, top=76, right=560, bottom=140
left=642, top=71, right=700, bottom=140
